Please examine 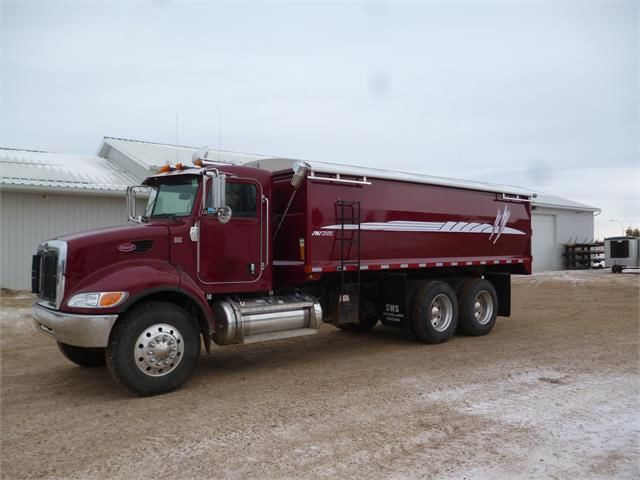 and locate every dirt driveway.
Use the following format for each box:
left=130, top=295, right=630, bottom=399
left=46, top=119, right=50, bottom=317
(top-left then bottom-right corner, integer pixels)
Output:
left=1, top=270, right=638, bottom=479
